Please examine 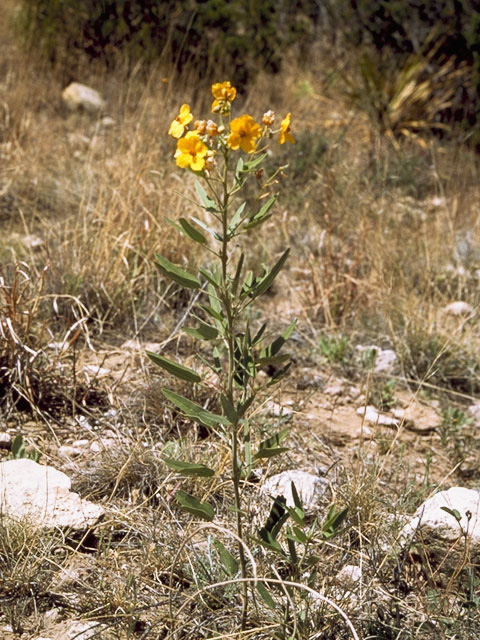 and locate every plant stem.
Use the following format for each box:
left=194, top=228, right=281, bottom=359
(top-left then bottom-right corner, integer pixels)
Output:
left=220, top=150, right=249, bottom=630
